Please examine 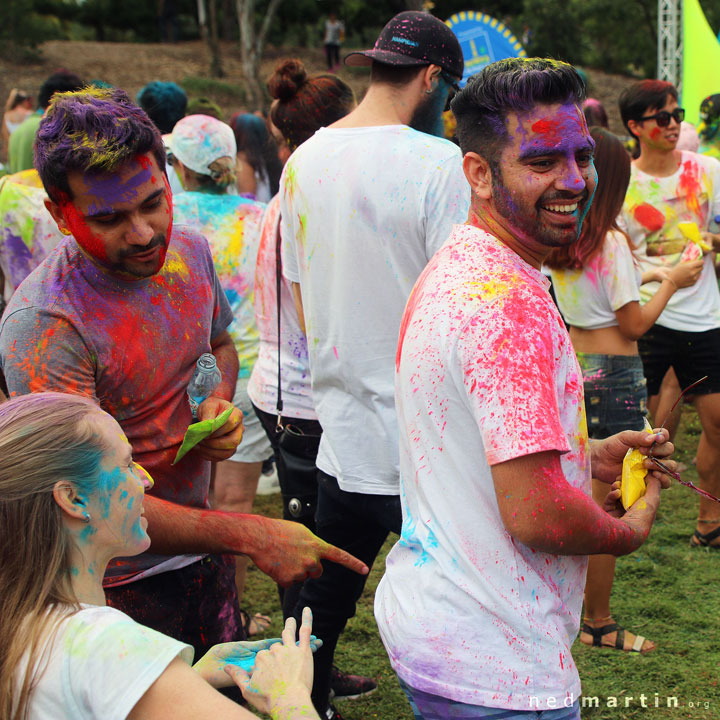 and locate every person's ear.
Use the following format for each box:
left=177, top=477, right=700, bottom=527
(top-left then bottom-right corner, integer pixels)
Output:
left=44, top=198, right=72, bottom=236
left=421, top=64, right=442, bottom=94
left=626, top=118, right=641, bottom=138
left=52, top=480, right=88, bottom=523
left=463, top=152, right=493, bottom=200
